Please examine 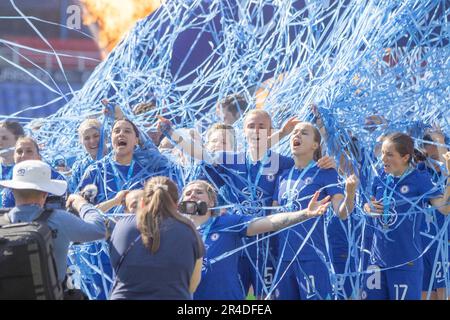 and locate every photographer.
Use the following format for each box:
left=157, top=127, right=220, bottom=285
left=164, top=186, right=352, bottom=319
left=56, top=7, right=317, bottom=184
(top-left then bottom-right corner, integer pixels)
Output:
left=1, top=136, right=66, bottom=208
left=0, top=160, right=107, bottom=289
